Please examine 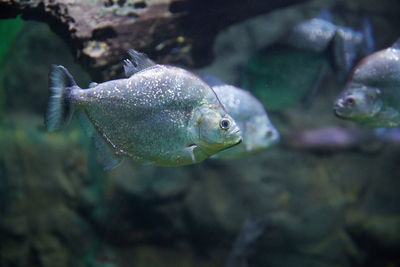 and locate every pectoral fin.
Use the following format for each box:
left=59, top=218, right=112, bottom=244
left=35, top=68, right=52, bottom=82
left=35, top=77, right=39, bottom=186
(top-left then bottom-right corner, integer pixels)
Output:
left=184, top=144, right=198, bottom=162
